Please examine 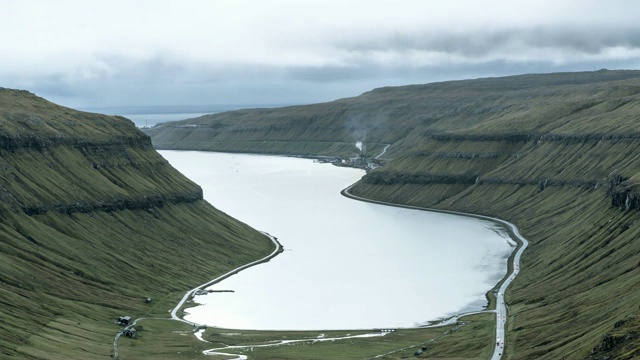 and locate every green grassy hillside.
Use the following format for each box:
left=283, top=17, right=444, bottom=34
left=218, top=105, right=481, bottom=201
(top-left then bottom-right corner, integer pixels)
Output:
left=0, top=88, right=275, bottom=359
left=146, top=70, right=640, bottom=359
